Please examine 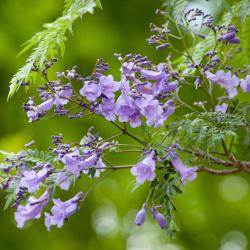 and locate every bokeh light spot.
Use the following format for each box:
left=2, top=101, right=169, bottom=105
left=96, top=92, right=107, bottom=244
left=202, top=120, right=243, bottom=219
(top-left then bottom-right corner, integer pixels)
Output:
left=219, top=176, right=249, bottom=202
